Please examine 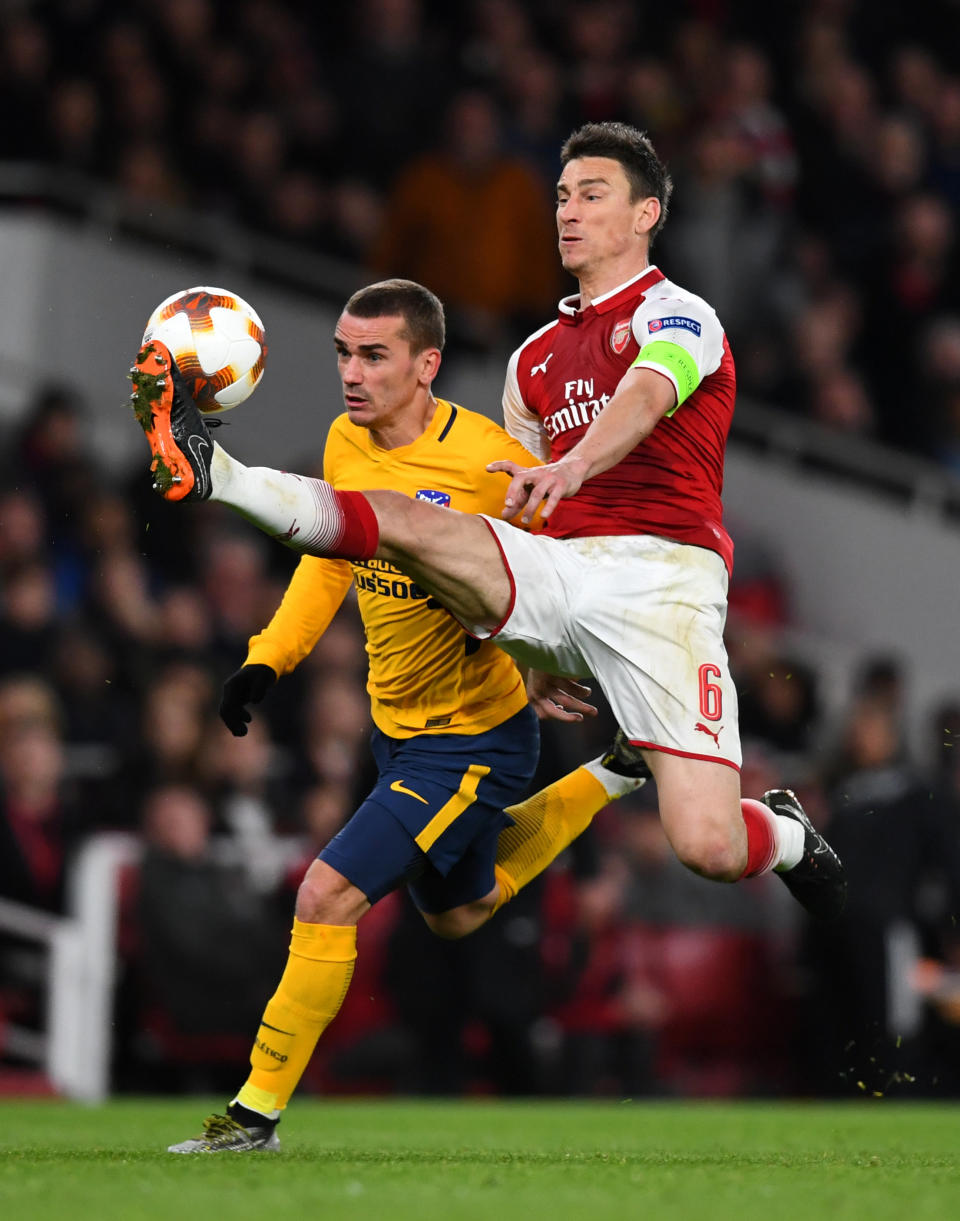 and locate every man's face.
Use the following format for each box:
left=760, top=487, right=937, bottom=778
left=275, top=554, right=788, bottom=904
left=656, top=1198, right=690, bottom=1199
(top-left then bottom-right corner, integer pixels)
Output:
left=555, top=156, right=657, bottom=278
left=334, top=312, right=425, bottom=428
